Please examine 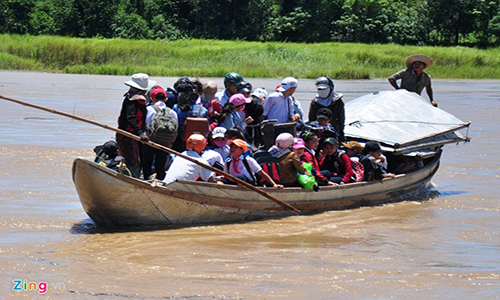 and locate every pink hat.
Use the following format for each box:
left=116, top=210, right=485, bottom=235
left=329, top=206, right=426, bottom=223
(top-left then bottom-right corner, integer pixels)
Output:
left=293, top=137, right=306, bottom=149
left=229, top=93, right=251, bottom=106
